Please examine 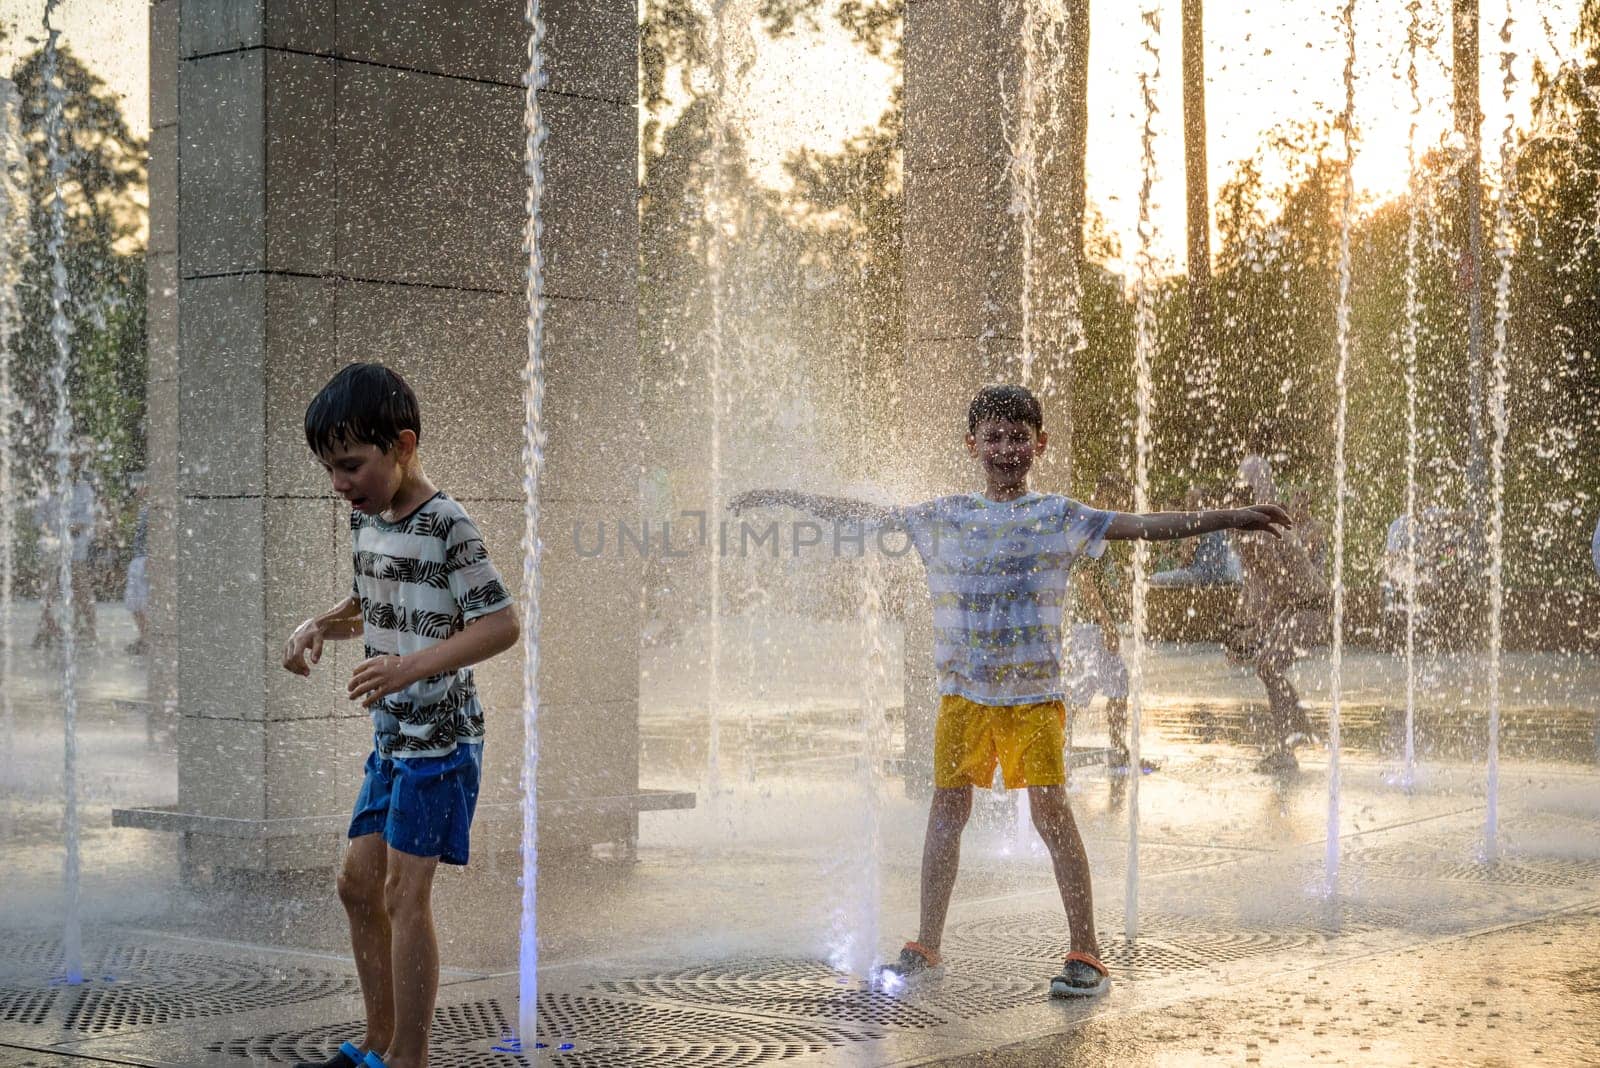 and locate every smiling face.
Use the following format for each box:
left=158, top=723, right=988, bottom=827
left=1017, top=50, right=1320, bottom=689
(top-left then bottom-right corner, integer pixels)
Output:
left=967, top=417, right=1047, bottom=488
left=316, top=434, right=412, bottom=515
